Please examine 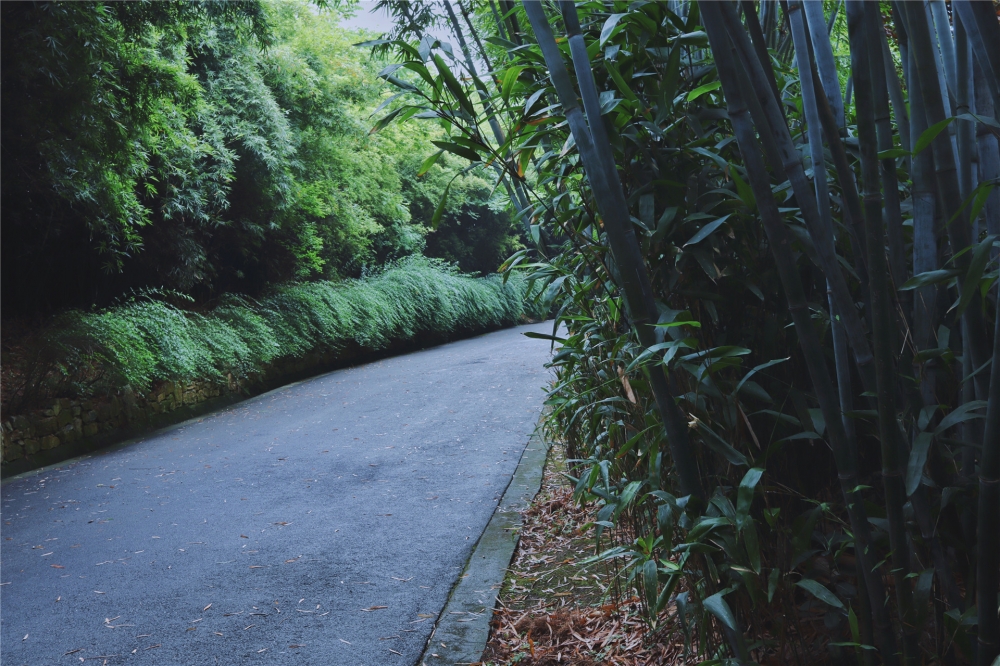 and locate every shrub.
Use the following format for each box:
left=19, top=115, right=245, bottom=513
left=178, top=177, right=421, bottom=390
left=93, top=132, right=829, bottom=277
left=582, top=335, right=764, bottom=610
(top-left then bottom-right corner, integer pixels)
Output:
left=4, top=259, right=541, bottom=412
